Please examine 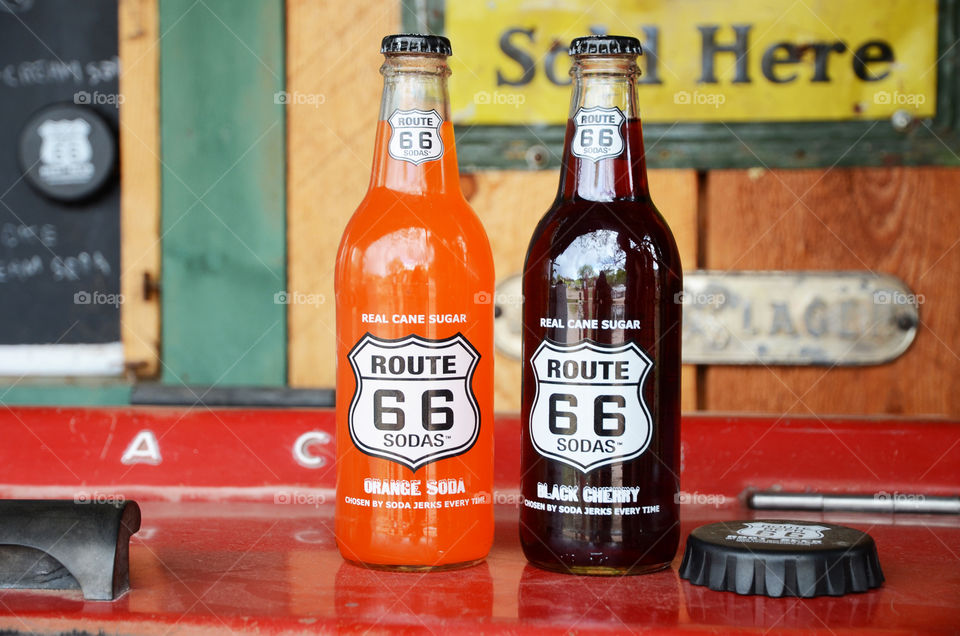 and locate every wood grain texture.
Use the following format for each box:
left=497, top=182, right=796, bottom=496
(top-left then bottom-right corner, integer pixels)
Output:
left=285, top=2, right=698, bottom=411
left=118, top=0, right=161, bottom=377
left=159, top=0, right=286, bottom=386
left=286, top=0, right=401, bottom=388
left=704, top=167, right=960, bottom=416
